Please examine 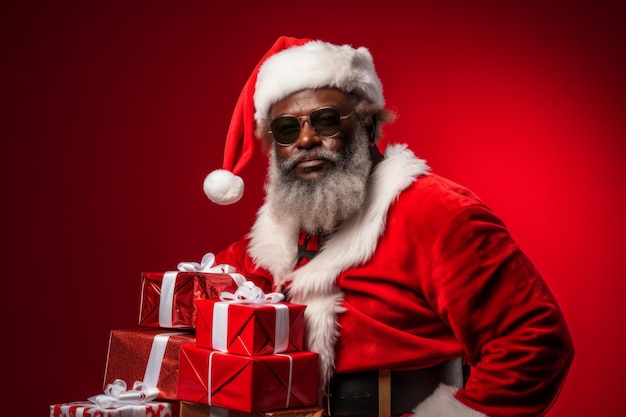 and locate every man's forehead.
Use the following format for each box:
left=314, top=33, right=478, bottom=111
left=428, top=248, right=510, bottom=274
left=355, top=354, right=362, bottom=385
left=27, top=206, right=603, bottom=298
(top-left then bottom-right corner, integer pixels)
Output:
left=270, top=88, right=351, bottom=116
